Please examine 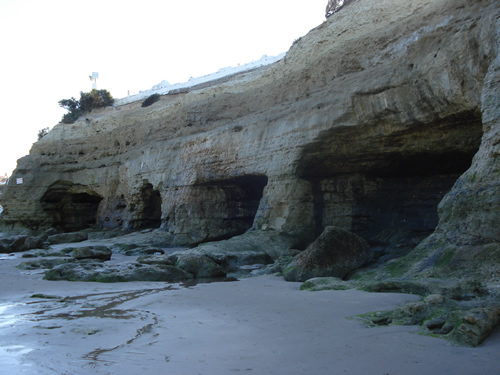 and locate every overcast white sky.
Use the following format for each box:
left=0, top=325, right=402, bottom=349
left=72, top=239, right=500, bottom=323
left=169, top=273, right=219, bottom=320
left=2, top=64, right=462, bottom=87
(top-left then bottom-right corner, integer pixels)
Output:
left=0, top=0, right=327, bottom=176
